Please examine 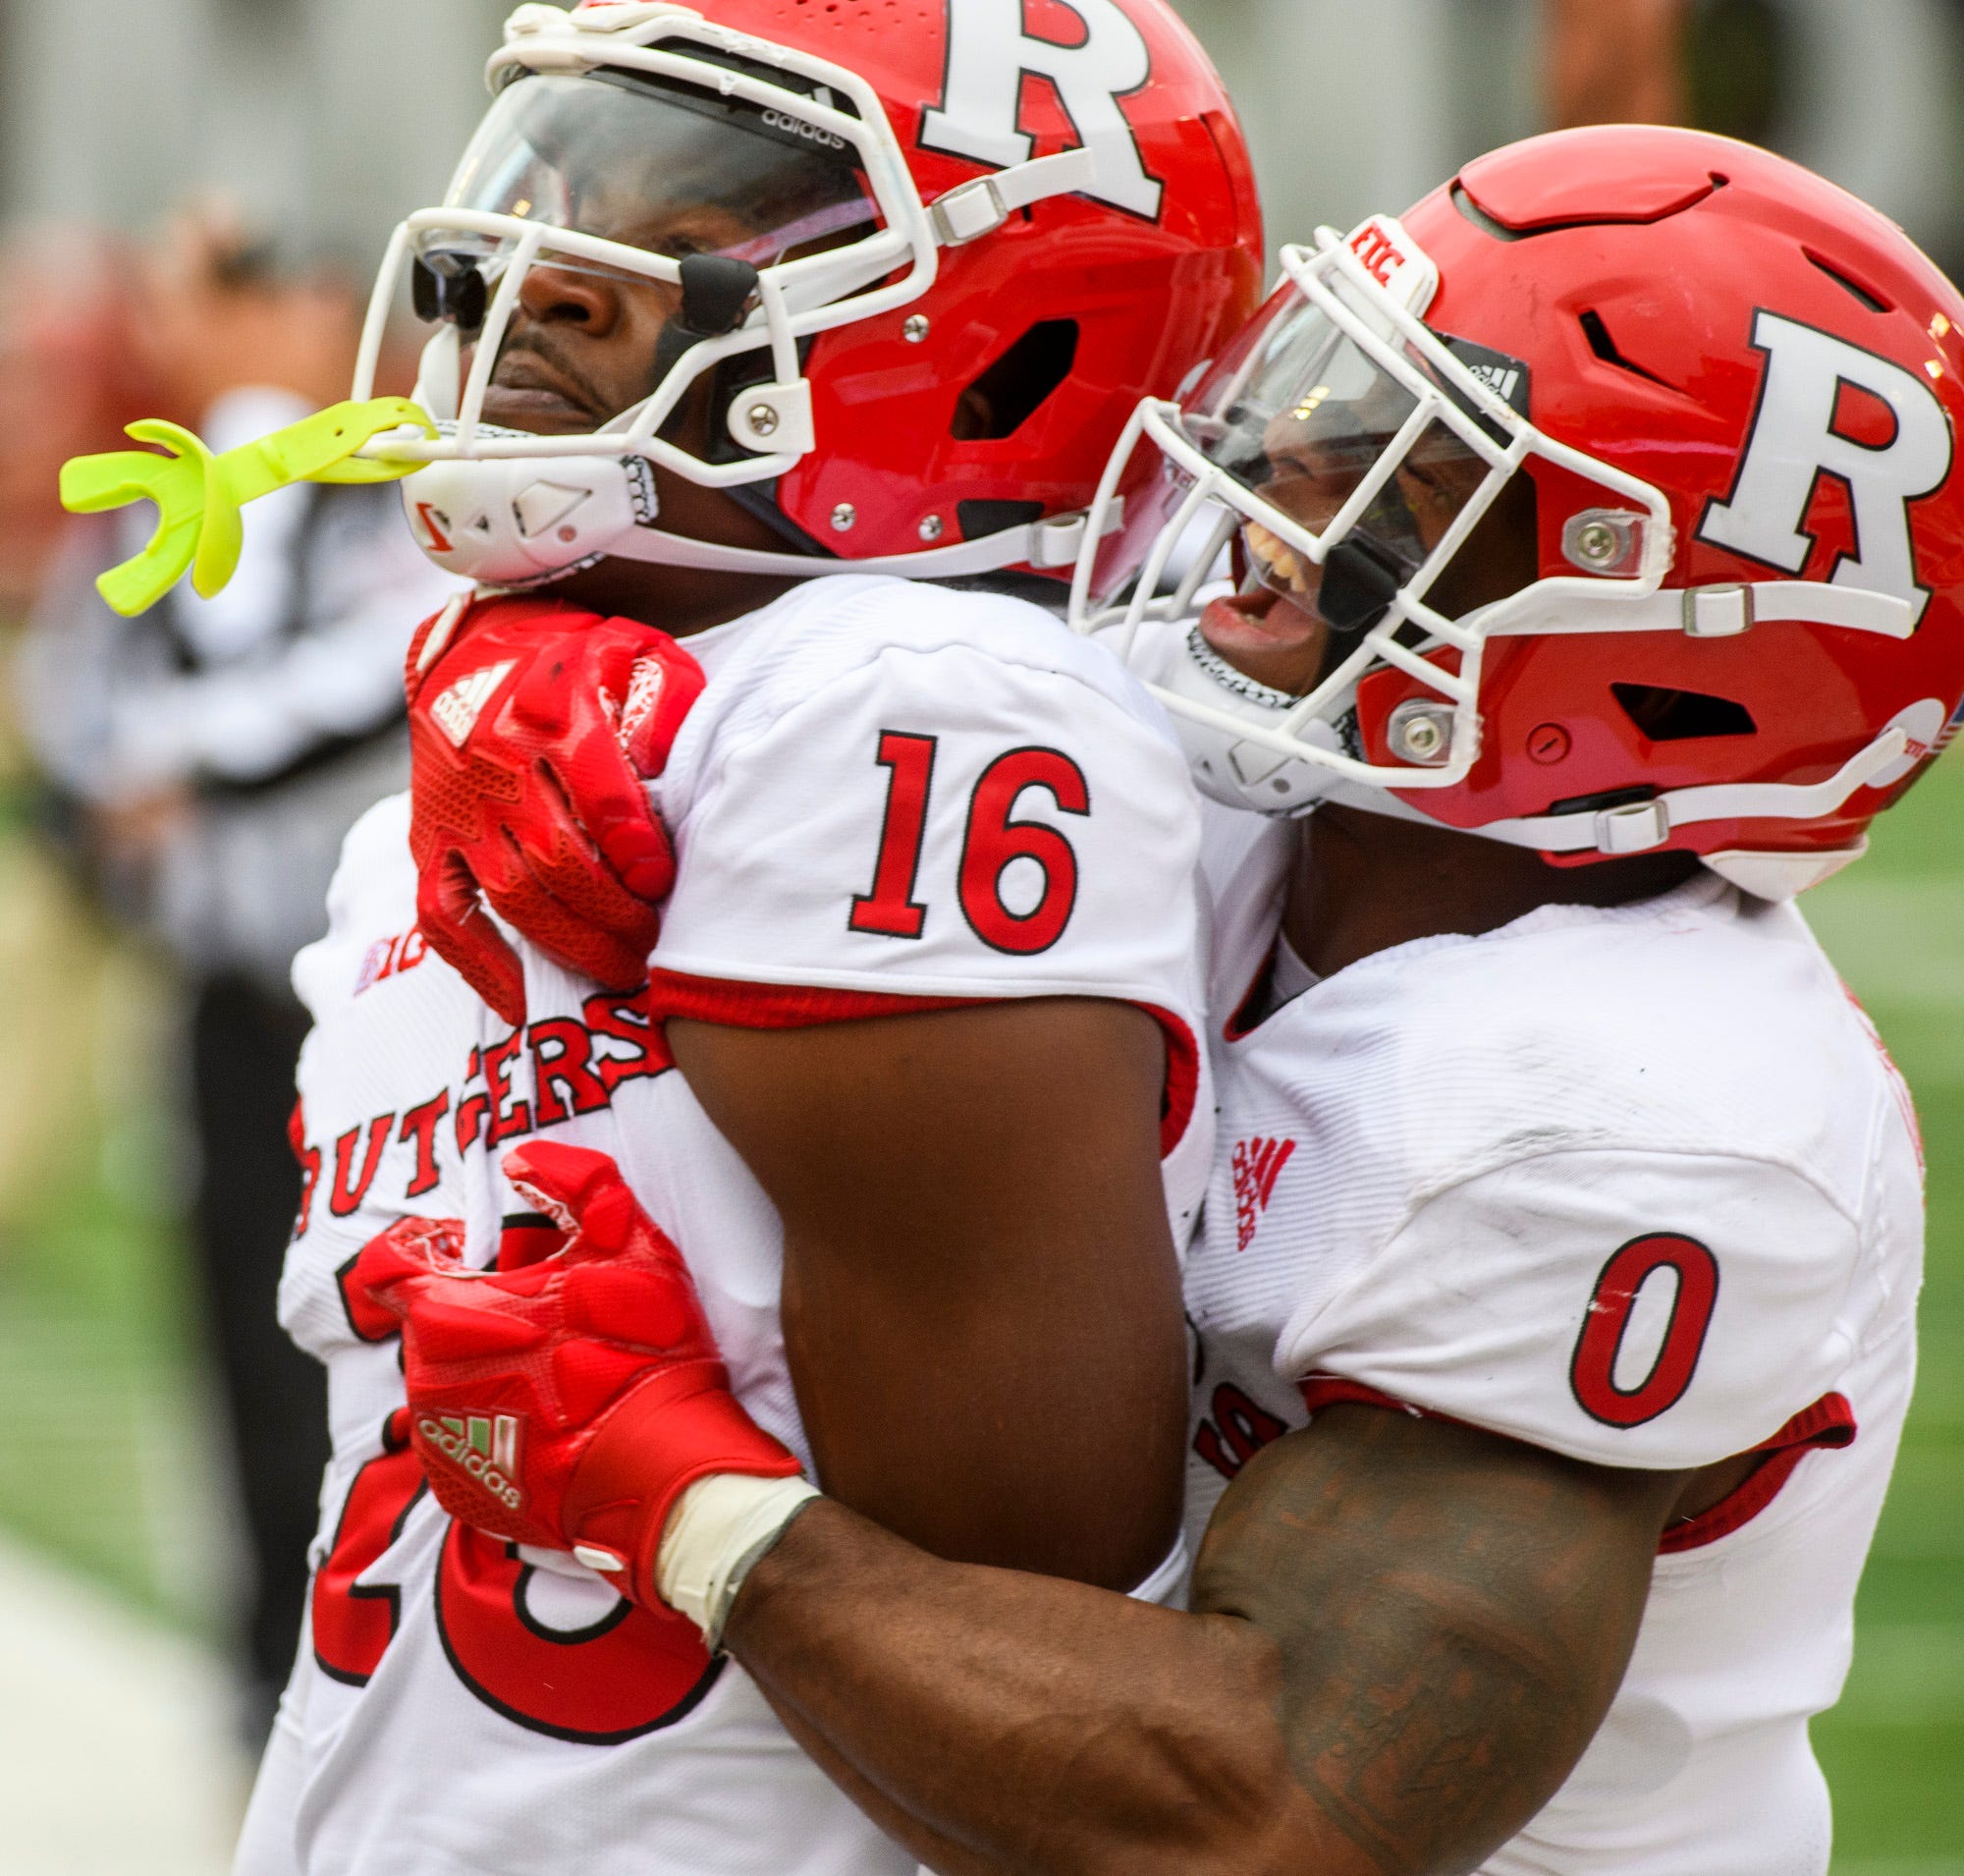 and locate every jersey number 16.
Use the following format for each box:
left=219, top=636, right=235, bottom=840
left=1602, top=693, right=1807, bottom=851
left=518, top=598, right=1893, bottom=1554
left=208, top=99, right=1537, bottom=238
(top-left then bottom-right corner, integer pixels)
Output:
left=849, top=730, right=1090, bottom=955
